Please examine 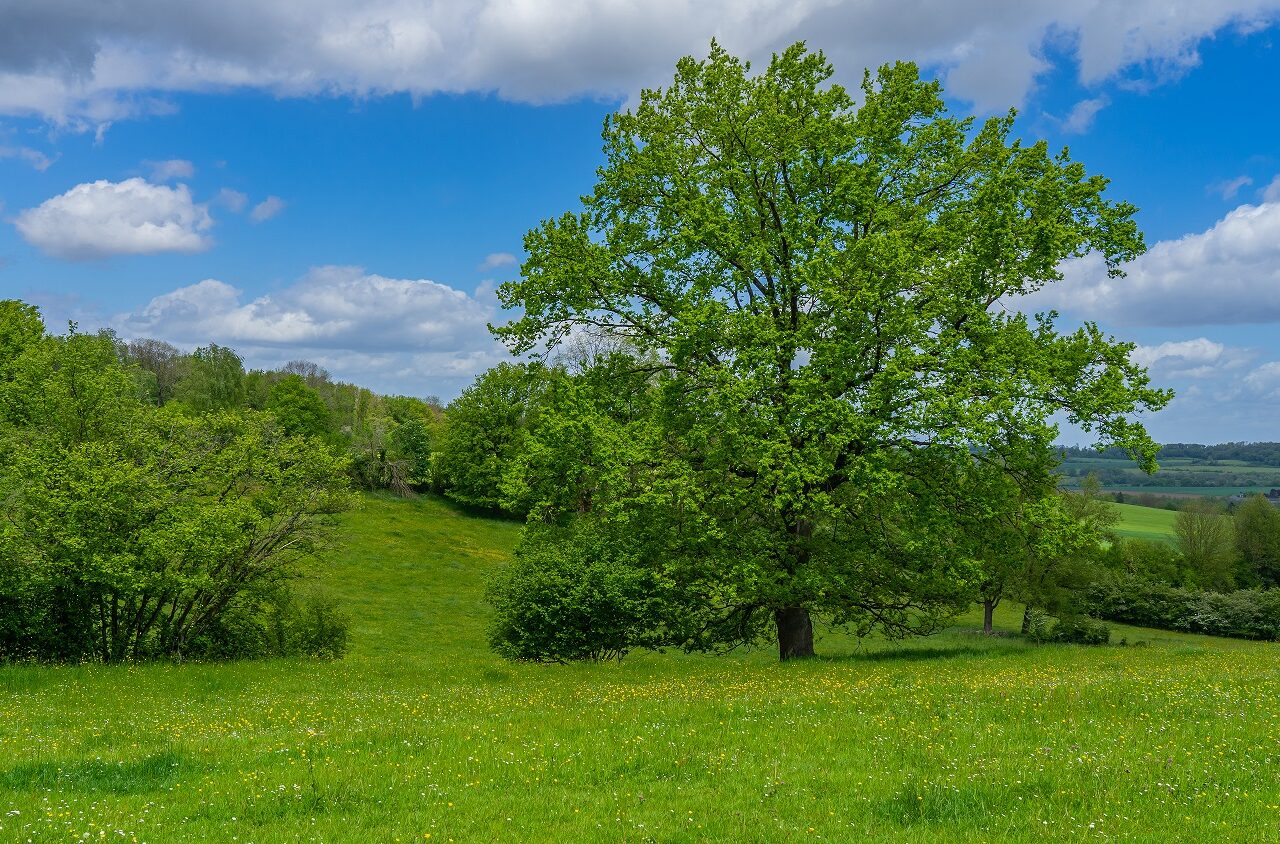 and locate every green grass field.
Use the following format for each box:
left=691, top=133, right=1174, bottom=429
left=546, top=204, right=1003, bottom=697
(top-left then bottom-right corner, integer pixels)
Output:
left=3, top=493, right=1279, bottom=842
left=1111, top=502, right=1179, bottom=543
